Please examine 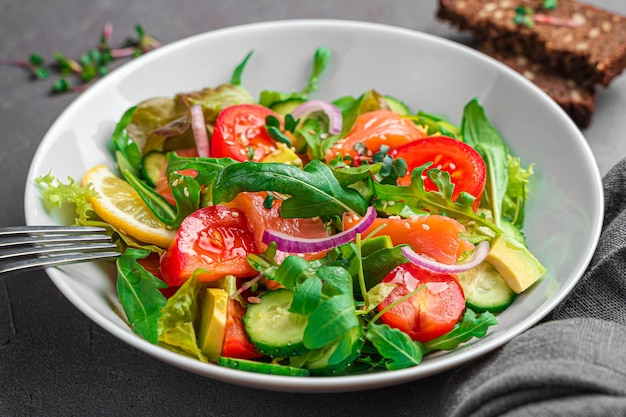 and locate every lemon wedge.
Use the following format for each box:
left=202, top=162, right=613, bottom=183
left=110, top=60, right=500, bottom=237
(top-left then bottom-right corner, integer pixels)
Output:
left=83, top=164, right=176, bottom=248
